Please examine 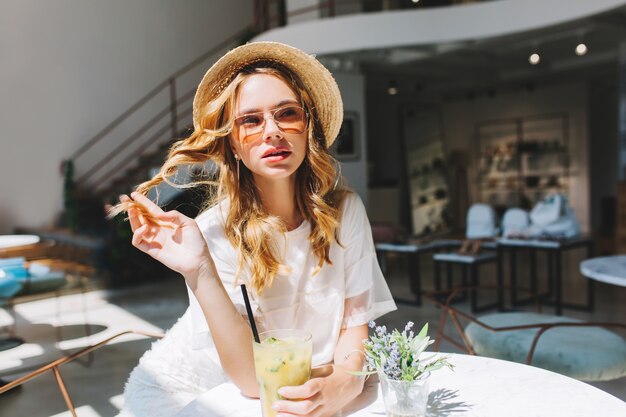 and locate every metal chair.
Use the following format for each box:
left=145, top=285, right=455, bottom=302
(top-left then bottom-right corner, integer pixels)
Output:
left=426, top=286, right=626, bottom=381
left=432, top=204, right=502, bottom=312
left=0, top=330, right=164, bottom=416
